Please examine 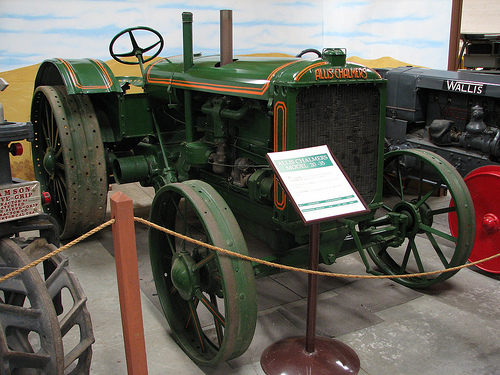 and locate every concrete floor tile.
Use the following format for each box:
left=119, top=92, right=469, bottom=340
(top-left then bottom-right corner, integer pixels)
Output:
left=141, top=300, right=205, bottom=375
left=225, top=309, right=304, bottom=369
left=88, top=342, right=128, bottom=375
left=338, top=296, right=500, bottom=375
left=320, top=252, right=369, bottom=273
left=201, top=361, right=266, bottom=375
left=422, top=267, right=500, bottom=321
left=255, top=277, right=302, bottom=311
left=62, top=237, right=115, bottom=269
left=334, top=278, right=423, bottom=313
left=269, top=269, right=348, bottom=298
left=278, top=291, right=384, bottom=338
